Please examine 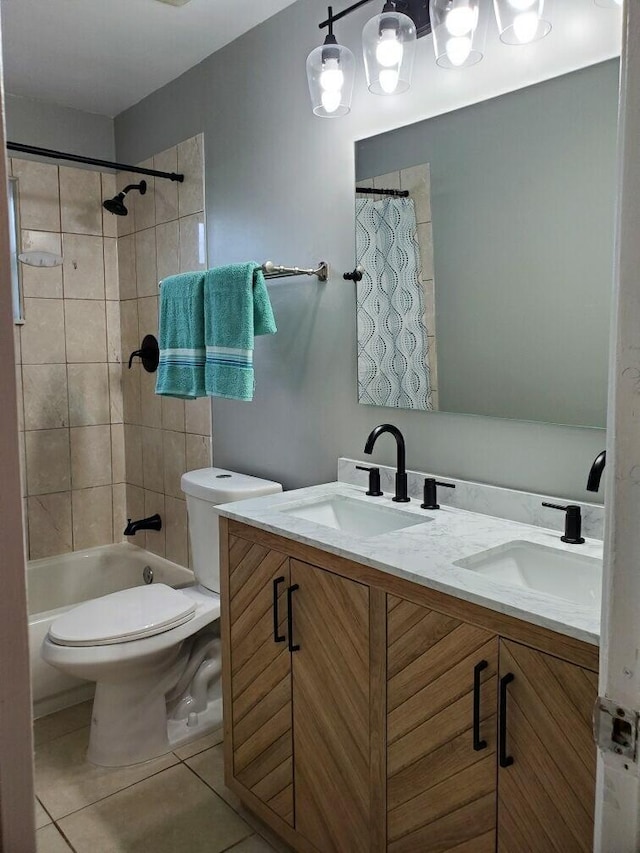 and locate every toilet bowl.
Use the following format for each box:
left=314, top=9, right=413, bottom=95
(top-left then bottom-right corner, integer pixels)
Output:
left=41, top=467, right=282, bottom=767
